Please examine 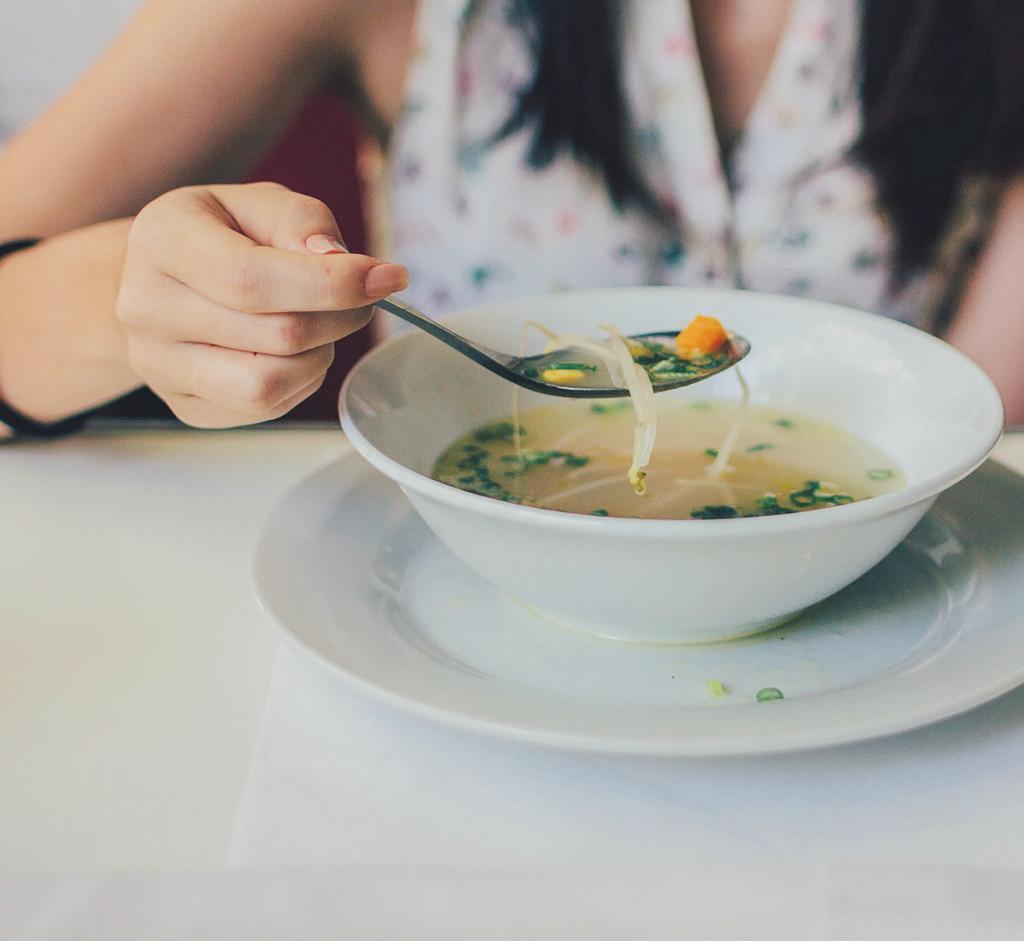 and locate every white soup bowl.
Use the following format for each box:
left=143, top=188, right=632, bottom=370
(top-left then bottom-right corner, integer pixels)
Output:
left=341, top=288, right=1002, bottom=643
